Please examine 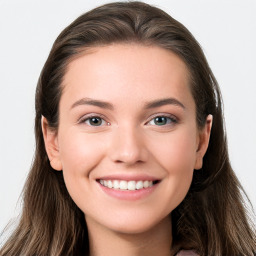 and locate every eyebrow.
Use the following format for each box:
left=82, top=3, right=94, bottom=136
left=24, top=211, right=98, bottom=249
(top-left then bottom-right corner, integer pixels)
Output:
left=70, top=97, right=185, bottom=110
left=71, top=97, right=114, bottom=110
left=144, top=98, right=185, bottom=110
